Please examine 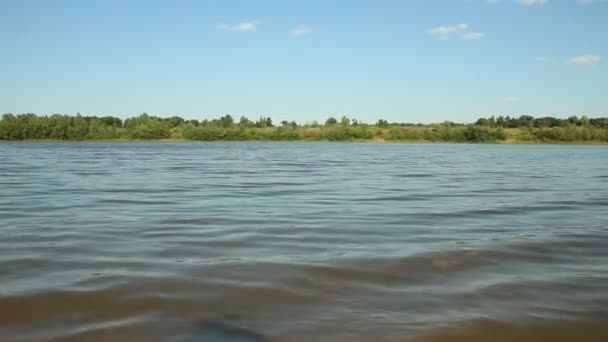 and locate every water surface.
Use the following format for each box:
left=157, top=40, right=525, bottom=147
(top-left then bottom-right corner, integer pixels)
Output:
left=1, top=142, right=607, bottom=341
